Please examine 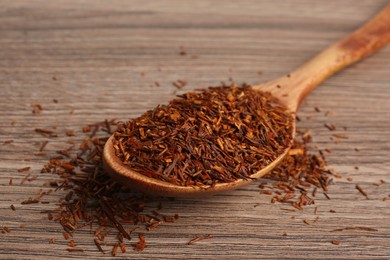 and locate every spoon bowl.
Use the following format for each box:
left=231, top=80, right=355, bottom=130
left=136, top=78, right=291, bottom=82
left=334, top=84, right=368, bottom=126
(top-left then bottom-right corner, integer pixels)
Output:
left=103, top=3, right=390, bottom=197
left=103, top=125, right=294, bottom=197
